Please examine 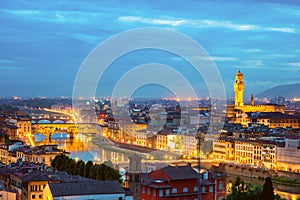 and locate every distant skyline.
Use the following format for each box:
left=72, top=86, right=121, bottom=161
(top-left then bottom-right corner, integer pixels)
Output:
left=1, top=0, right=300, bottom=98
